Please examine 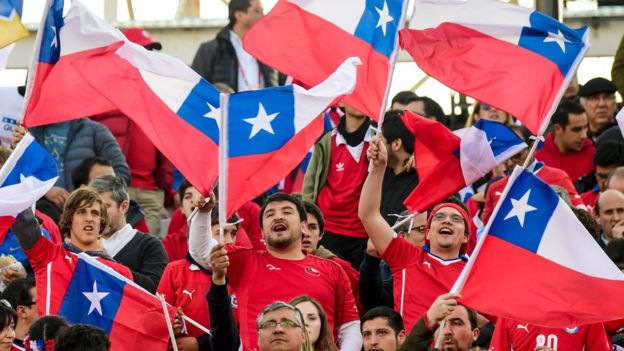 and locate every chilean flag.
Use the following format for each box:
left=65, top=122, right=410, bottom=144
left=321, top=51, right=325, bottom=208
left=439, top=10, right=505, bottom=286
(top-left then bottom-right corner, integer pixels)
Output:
left=225, top=58, right=359, bottom=216
left=243, top=0, right=407, bottom=120
left=48, top=252, right=177, bottom=350
left=457, top=168, right=624, bottom=326
left=402, top=111, right=525, bottom=214
left=23, top=0, right=220, bottom=195
left=0, top=133, right=58, bottom=216
left=400, top=0, right=589, bottom=135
